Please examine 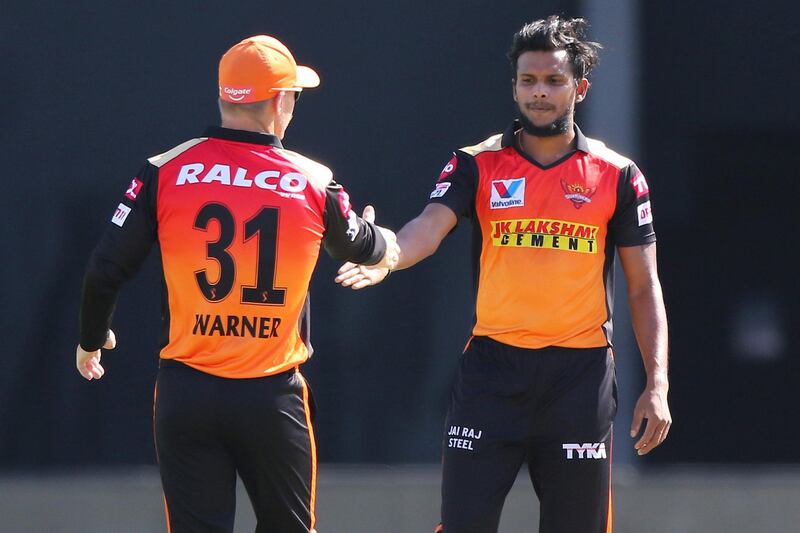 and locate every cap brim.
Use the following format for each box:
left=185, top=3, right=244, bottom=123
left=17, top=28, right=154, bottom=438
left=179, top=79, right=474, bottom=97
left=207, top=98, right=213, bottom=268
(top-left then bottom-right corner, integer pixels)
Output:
left=295, top=65, right=320, bottom=88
